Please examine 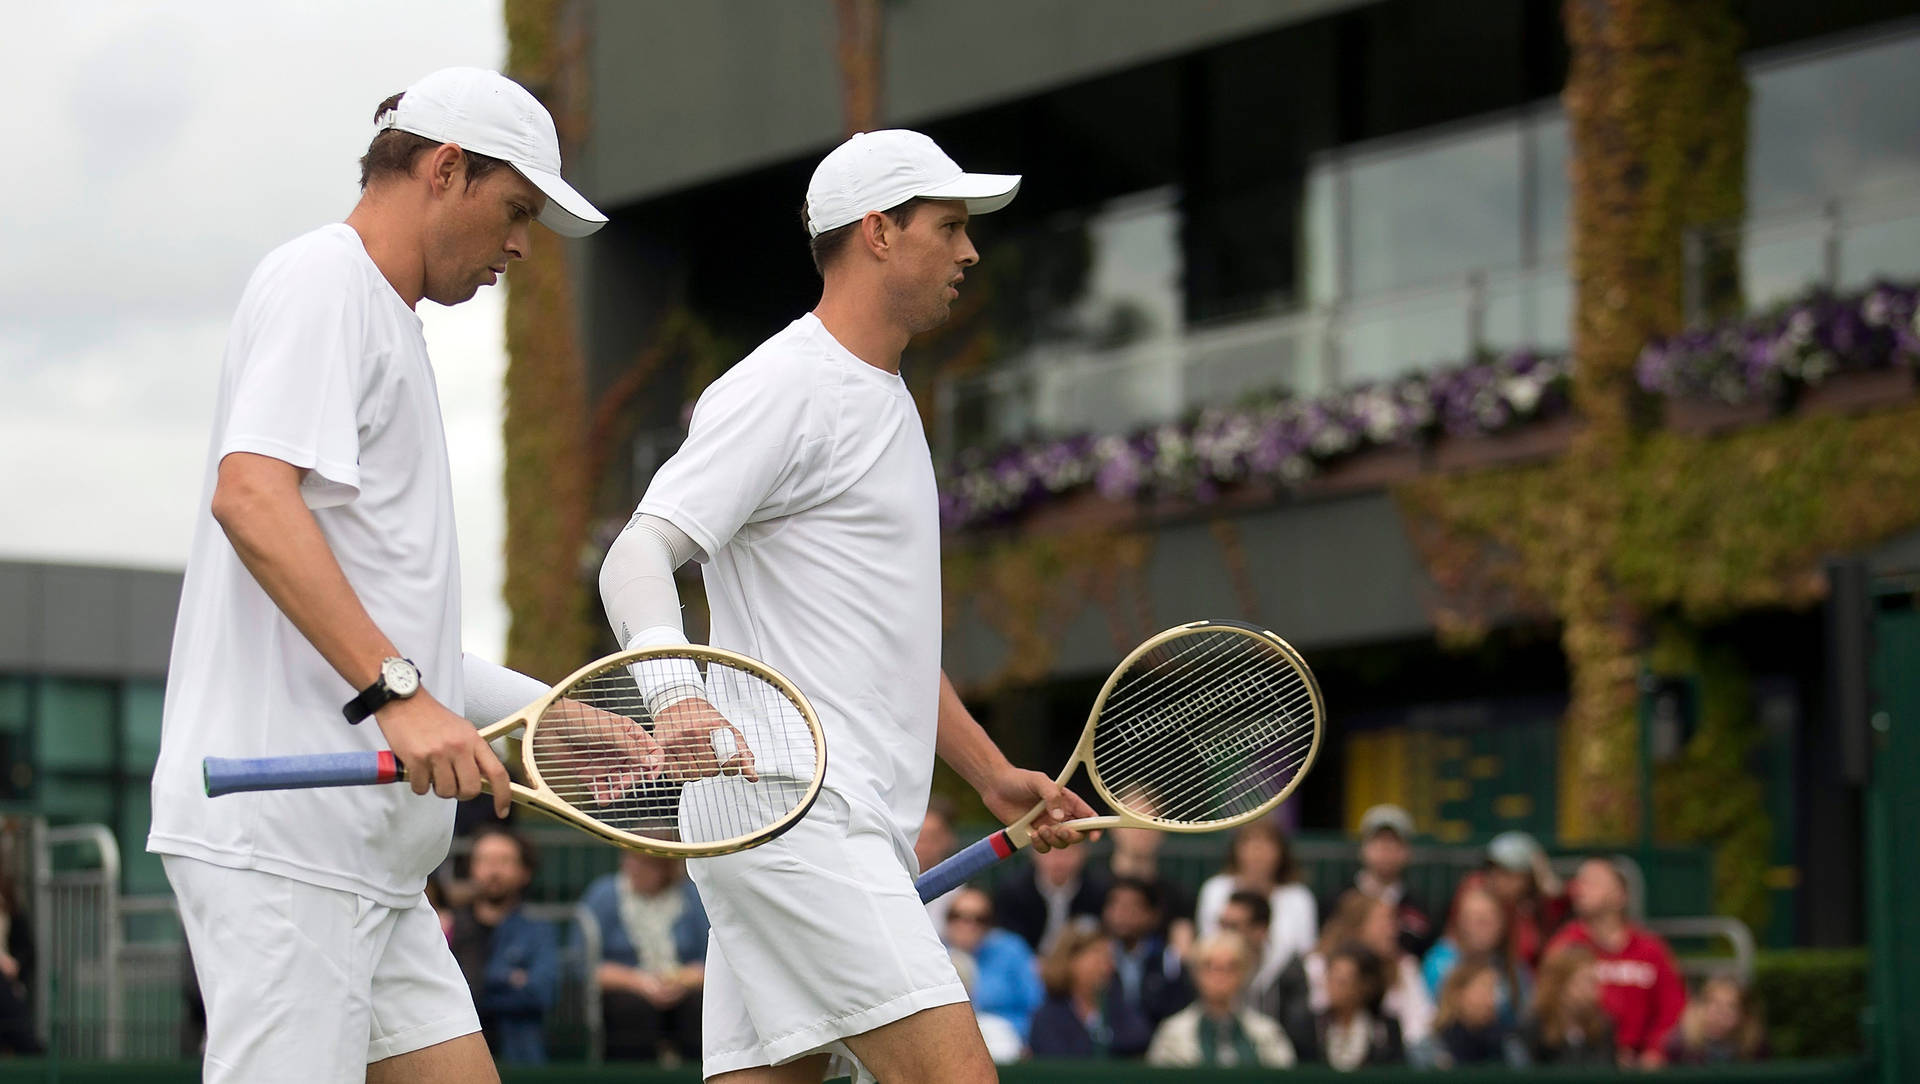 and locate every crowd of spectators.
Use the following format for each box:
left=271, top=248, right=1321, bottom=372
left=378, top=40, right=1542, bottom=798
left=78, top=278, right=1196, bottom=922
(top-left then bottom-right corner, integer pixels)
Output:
left=932, top=803, right=1768, bottom=1072
left=416, top=802, right=1767, bottom=1071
